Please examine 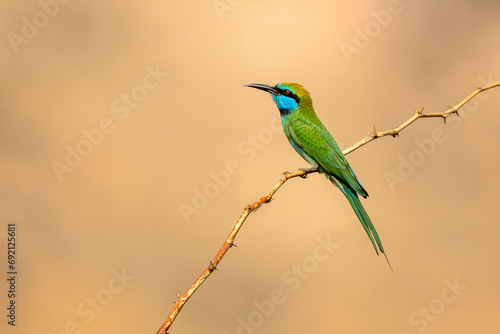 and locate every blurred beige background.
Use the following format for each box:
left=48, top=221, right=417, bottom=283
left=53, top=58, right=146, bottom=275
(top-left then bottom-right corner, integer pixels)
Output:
left=1, top=1, right=500, bottom=333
